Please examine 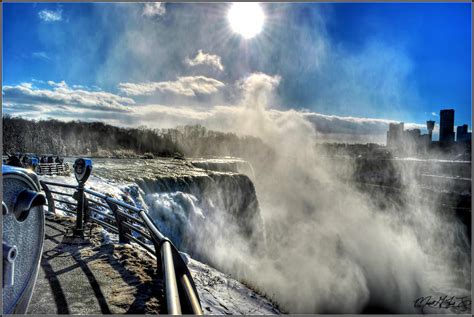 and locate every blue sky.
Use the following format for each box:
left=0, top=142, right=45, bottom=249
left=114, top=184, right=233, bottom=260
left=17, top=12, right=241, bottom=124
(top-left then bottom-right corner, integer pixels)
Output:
left=2, top=2, right=471, bottom=142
